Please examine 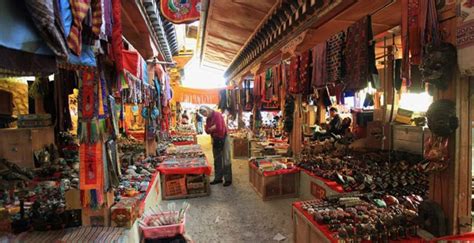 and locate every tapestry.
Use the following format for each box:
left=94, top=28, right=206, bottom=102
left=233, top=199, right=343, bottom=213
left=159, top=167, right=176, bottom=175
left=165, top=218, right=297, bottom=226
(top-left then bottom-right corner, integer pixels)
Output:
left=288, top=56, right=301, bottom=94
left=79, top=142, right=104, bottom=190
left=345, top=16, right=372, bottom=91
left=457, top=0, right=474, bottom=76
left=161, top=0, right=201, bottom=24
left=78, top=70, right=99, bottom=144
left=299, top=50, right=312, bottom=95
left=312, top=43, right=327, bottom=88
left=326, top=32, right=345, bottom=84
